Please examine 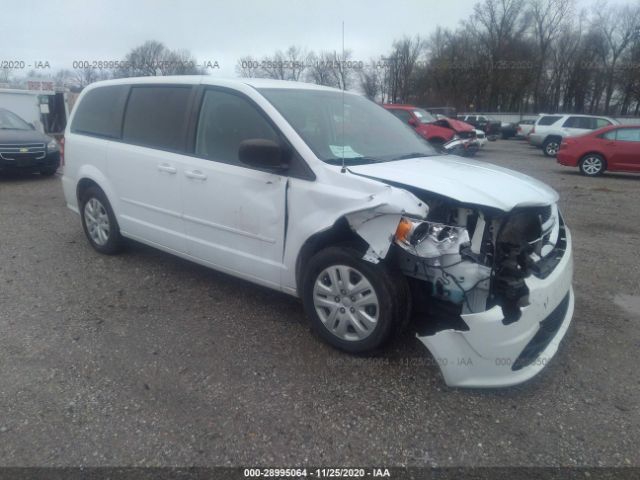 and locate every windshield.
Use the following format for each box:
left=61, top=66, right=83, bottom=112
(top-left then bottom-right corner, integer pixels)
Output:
left=259, top=89, right=437, bottom=165
left=0, top=109, right=32, bottom=130
left=412, top=108, right=436, bottom=124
